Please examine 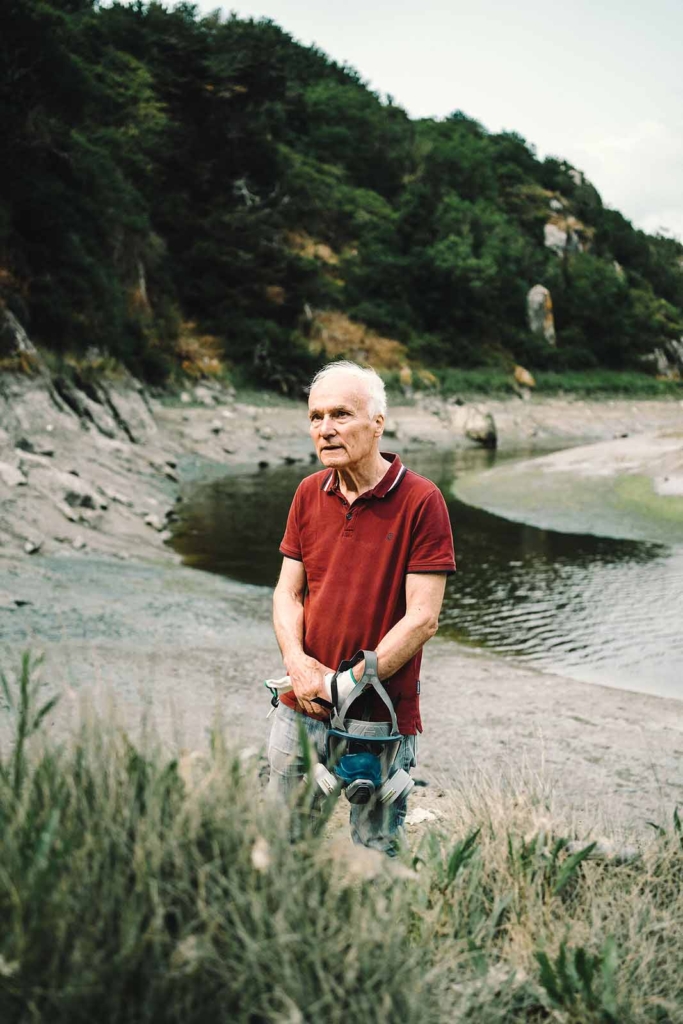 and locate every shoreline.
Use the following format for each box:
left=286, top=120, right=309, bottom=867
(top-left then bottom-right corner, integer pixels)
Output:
left=454, top=429, right=683, bottom=546
left=2, top=550, right=680, bottom=836
left=1, top=378, right=682, bottom=834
